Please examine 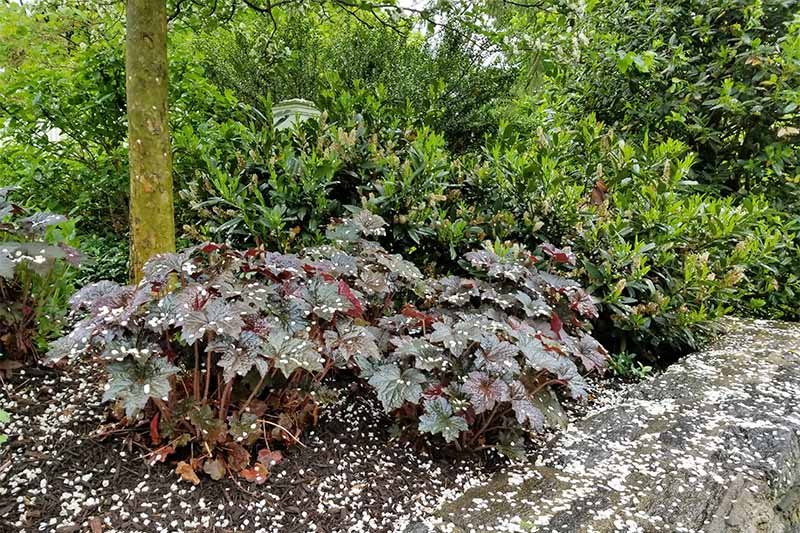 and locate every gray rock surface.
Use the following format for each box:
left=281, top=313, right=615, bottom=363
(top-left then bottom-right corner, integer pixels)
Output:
left=414, top=319, right=800, bottom=532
